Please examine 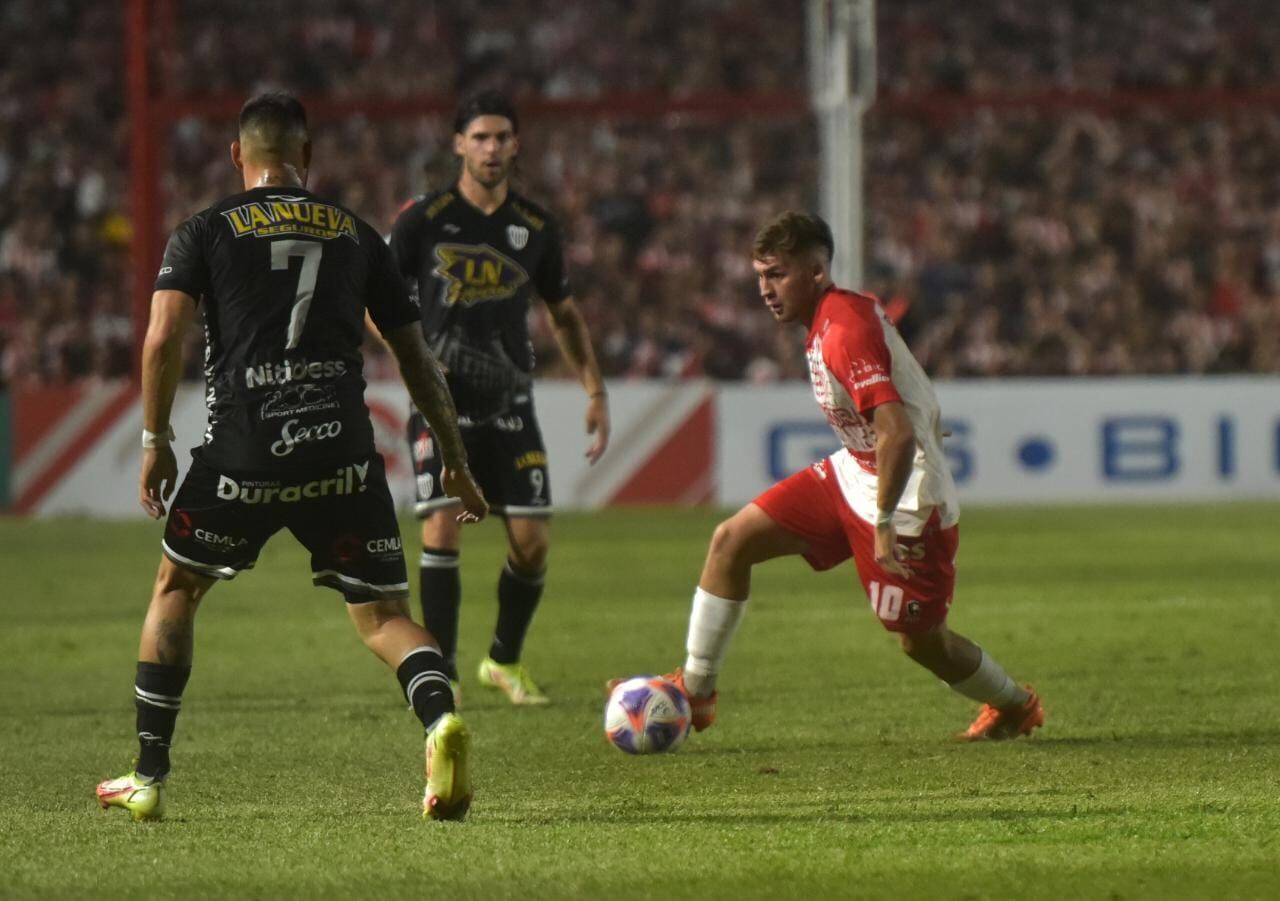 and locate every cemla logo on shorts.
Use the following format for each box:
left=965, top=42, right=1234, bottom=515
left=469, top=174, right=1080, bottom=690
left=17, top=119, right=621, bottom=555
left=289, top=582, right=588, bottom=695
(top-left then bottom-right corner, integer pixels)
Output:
left=195, top=528, right=249, bottom=549
left=216, top=461, right=370, bottom=504
left=245, top=359, right=347, bottom=389
left=366, top=536, right=401, bottom=554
